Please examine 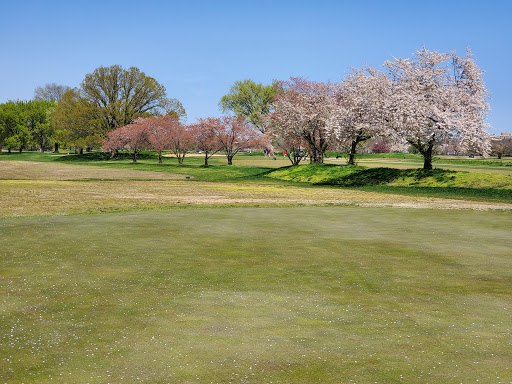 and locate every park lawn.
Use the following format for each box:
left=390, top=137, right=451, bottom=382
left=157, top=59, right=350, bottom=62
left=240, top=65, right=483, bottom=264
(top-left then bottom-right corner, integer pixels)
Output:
left=2, top=161, right=512, bottom=218
left=1, top=207, right=511, bottom=383
left=267, top=164, right=512, bottom=203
